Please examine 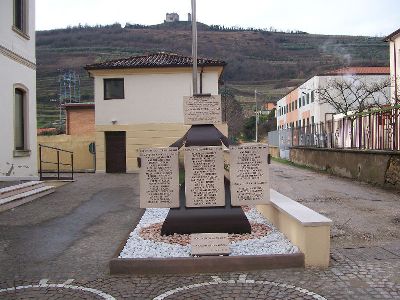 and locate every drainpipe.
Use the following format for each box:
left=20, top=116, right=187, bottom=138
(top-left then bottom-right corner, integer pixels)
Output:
left=394, top=41, right=398, bottom=149
left=390, top=38, right=398, bottom=149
